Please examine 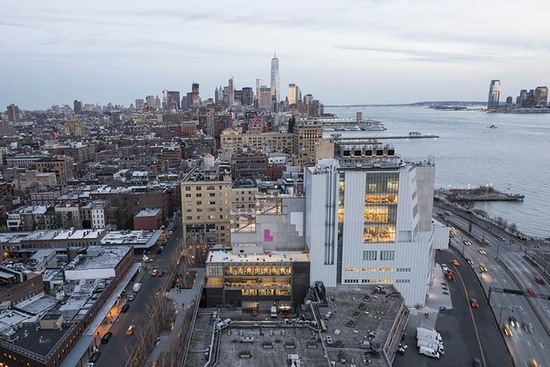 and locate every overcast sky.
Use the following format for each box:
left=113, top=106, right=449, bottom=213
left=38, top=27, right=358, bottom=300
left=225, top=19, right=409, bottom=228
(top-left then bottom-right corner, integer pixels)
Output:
left=2, top=0, right=550, bottom=110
